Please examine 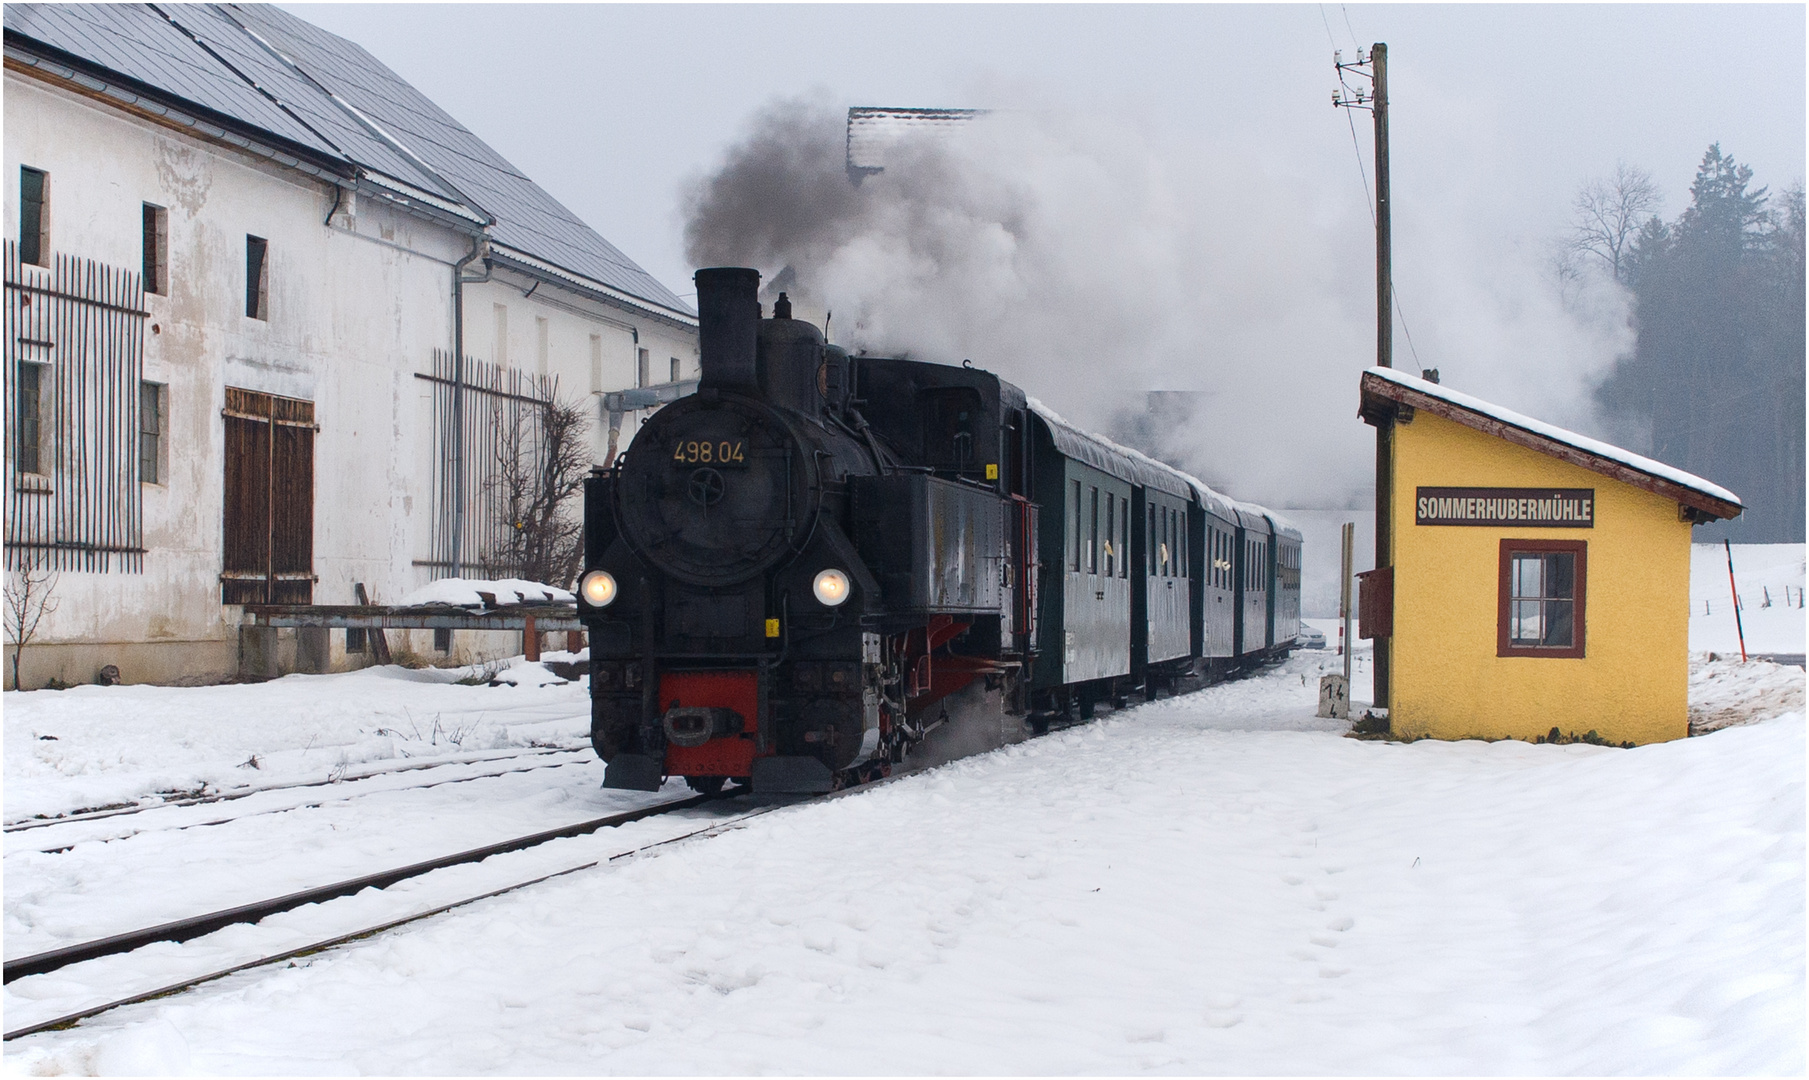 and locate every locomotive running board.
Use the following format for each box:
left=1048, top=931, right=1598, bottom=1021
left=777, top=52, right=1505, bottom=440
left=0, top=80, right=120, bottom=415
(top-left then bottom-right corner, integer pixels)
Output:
left=751, top=756, right=834, bottom=794
left=602, top=754, right=664, bottom=792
